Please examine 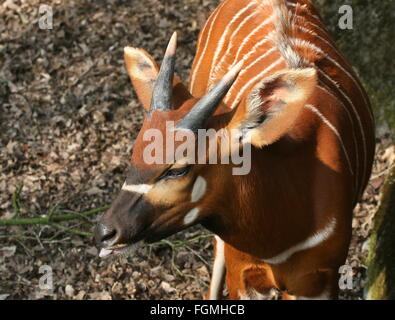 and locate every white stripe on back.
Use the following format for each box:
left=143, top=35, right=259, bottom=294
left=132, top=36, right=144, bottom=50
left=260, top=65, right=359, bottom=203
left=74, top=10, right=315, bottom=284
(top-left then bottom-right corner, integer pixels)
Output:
left=211, top=11, right=259, bottom=87
left=190, top=0, right=227, bottom=91
left=224, top=46, right=277, bottom=104
left=233, top=16, right=274, bottom=64
left=305, top=104, right=354, bottom=175
left=227, top=56, right=284, bottom=109
left=209, top=1, right=258, bottom=86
